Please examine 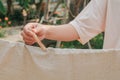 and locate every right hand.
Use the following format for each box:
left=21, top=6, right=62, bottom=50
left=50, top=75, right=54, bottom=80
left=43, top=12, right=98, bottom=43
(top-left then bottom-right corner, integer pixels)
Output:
left=21, top=23, right=48, bottom=45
